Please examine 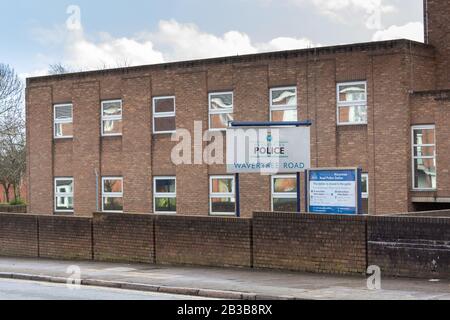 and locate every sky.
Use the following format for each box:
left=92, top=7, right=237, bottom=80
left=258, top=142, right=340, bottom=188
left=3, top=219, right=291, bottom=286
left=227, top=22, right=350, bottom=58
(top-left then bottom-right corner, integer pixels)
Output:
left=0, top=0, right=424, bottom=79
